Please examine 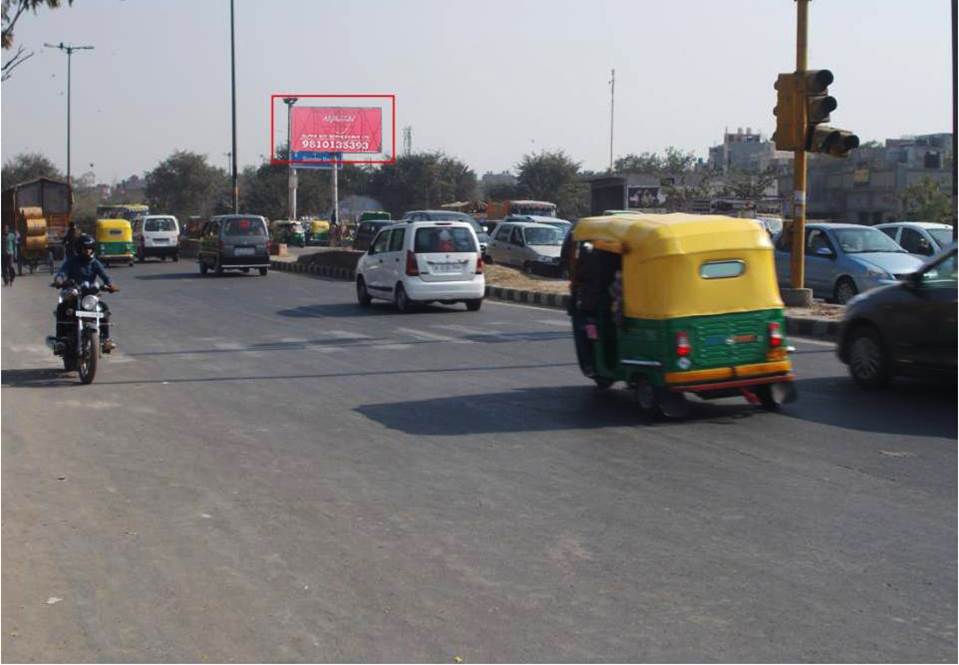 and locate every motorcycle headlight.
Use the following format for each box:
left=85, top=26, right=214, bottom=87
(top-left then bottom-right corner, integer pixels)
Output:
left=81, top=295, right=99, bottom=311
